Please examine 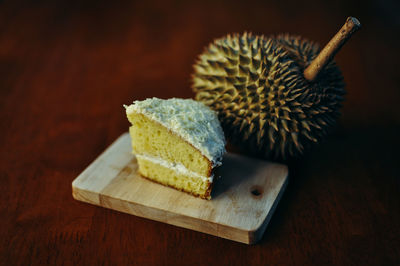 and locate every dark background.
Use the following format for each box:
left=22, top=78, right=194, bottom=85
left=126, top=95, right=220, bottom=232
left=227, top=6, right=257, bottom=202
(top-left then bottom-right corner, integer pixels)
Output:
left=0, top=0, right=399, bottom=265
